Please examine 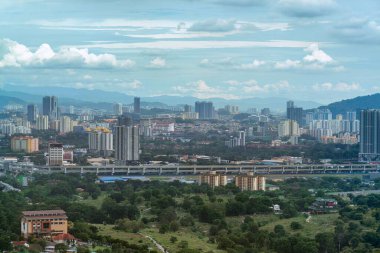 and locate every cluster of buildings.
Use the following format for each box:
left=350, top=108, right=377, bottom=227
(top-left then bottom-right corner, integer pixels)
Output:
left=199, top=171, right=266, bottom=191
